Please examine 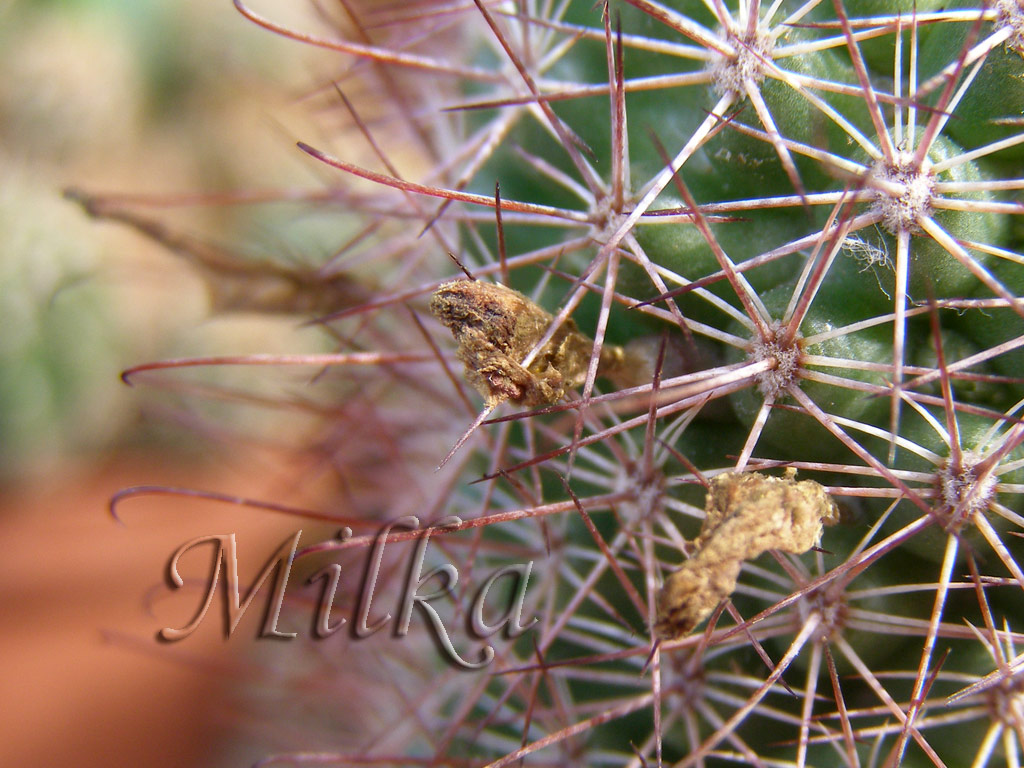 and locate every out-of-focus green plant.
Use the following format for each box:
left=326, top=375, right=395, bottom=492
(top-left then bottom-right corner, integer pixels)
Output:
left=0, top=0, right=331, bottom=479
